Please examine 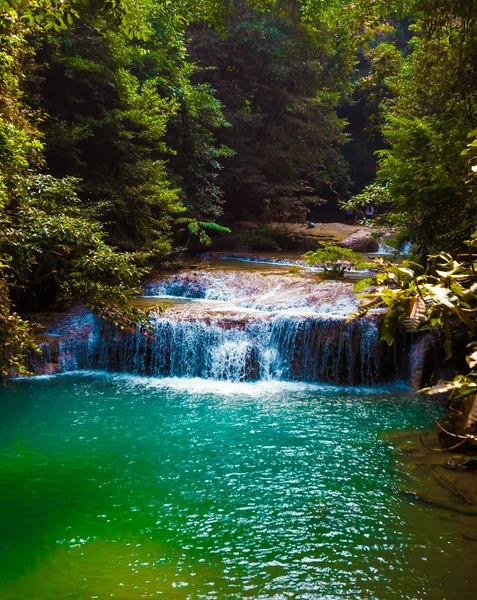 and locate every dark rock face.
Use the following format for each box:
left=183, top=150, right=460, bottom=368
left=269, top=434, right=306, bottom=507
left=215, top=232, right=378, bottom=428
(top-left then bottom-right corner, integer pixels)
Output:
left=409, top=333, right=437, bottom=390
left=28, top=340, right=61, bottom=376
